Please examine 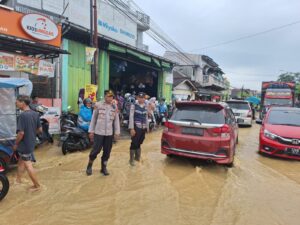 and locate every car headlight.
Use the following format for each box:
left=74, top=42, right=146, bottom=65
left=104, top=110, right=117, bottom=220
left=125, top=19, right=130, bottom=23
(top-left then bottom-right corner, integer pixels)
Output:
left=264, top=129, right=277, bottom=140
